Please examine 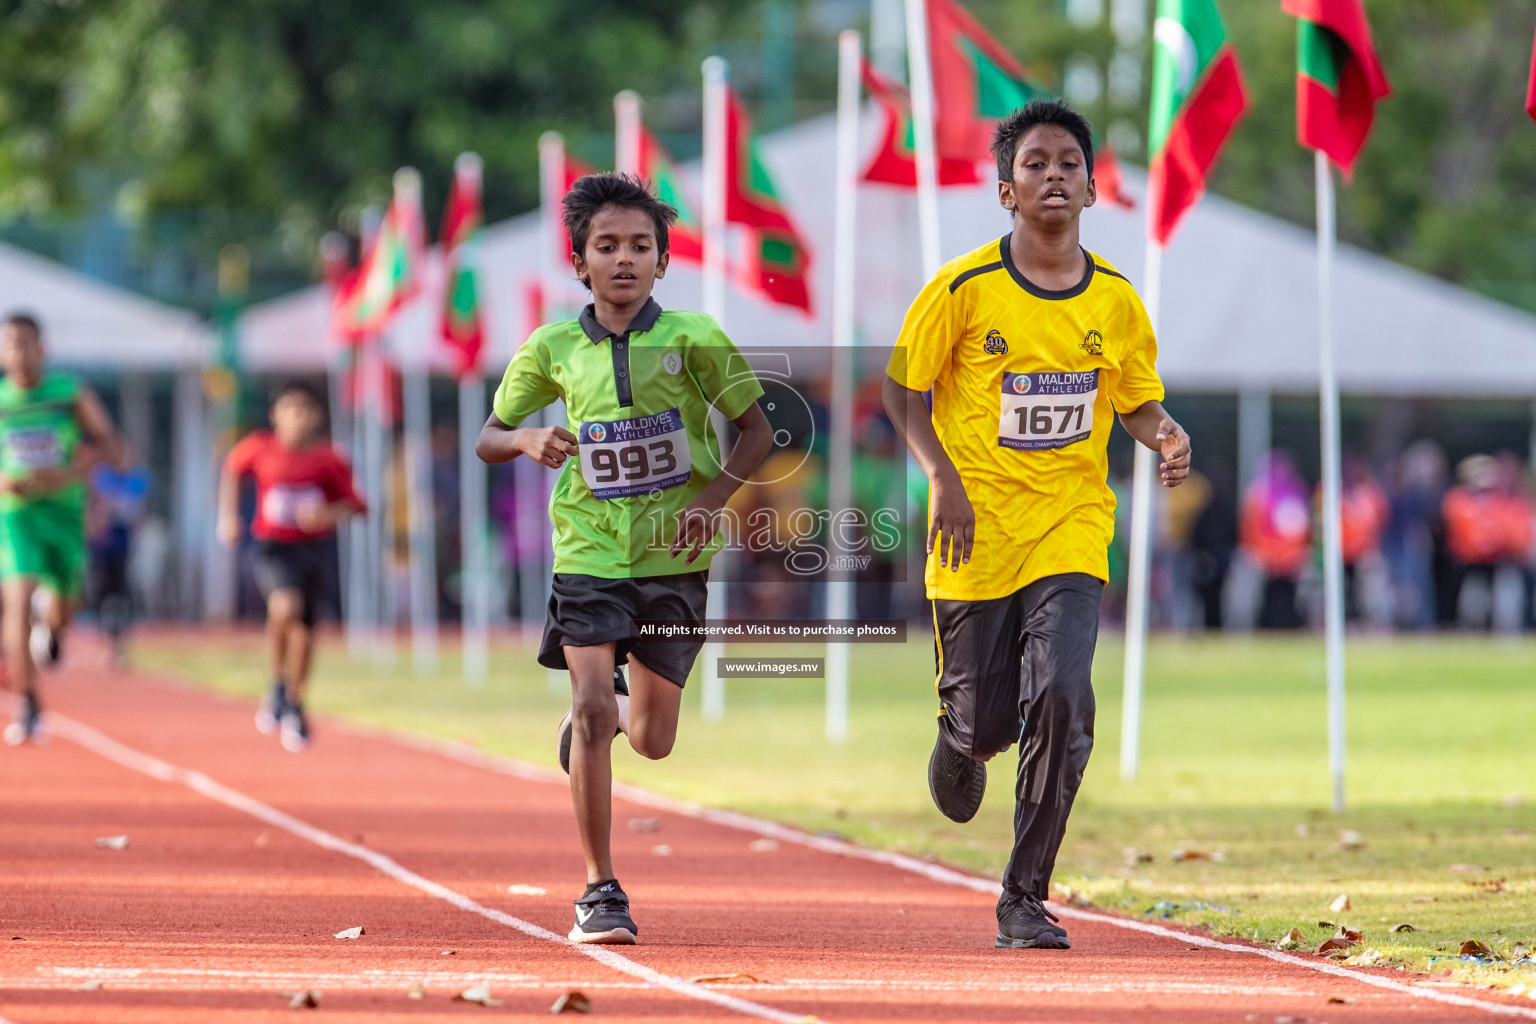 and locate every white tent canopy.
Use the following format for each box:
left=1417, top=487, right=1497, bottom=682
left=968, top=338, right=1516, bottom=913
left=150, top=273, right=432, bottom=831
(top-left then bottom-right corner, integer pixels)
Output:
left=0, top=240, right=208, bottom=368
left=240, top=112, right=1536, bottom=398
